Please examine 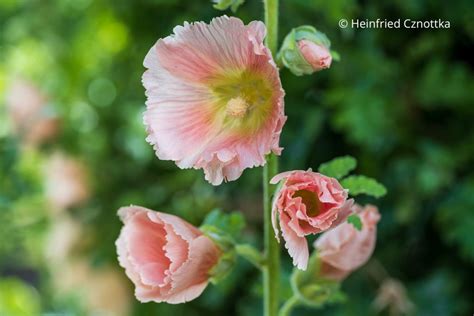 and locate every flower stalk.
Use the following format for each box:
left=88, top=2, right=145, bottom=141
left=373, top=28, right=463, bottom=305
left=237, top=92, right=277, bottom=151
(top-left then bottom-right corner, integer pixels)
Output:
left=263, top=0, right=280, bottom=315
left=278, top=295, right=299, bottom=316
left=263, top=154, right=280, bottom=316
